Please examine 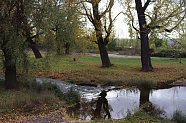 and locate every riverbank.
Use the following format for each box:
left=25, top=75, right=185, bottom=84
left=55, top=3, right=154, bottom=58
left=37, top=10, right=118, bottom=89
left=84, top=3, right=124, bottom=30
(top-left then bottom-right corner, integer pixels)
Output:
left=0, top=77, right=184, bottom=123
left=0, top=80, right=67, bottom=122
left=0, top=54, right=186, bottom=122
left=28, top=54, right=186, bottom=88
